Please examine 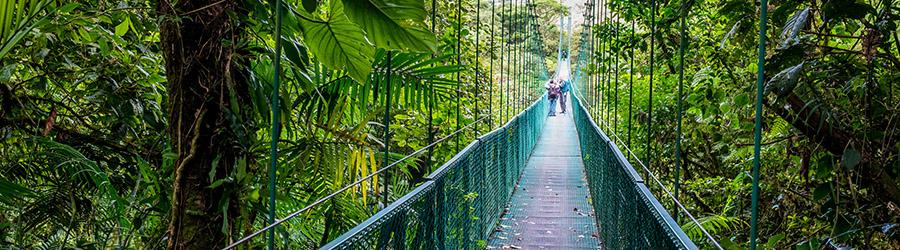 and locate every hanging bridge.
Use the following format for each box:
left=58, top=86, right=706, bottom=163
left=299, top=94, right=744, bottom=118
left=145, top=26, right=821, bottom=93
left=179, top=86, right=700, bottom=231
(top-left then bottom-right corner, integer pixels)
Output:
left=220, top=0, right=781, bottom=247
left=311, top=59, right=699, bottom=249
